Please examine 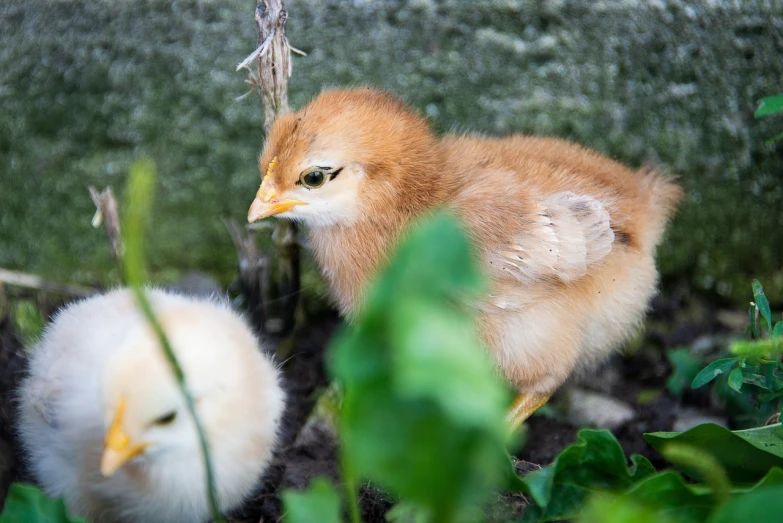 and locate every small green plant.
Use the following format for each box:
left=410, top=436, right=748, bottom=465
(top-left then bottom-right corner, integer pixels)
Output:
left=691, top=280, right=783, bottom=412
left=755, top=93, right=783, bottom=145
left=11, top=300, right=45, bottom=347
left=283, top=212, right=513, bottom=523
left=0, top=483, right=85, bottom=523
left=516, top=426, right=783, bottom=523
